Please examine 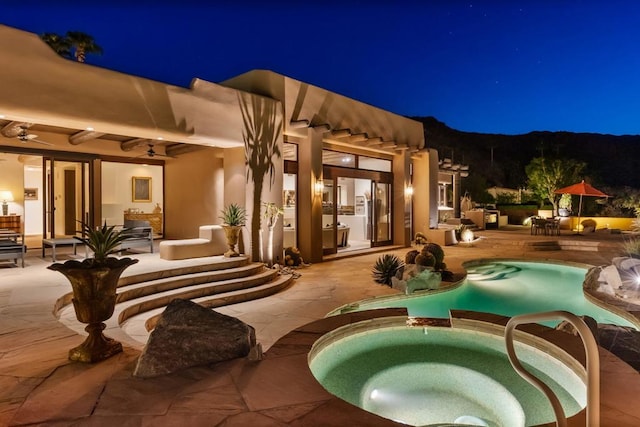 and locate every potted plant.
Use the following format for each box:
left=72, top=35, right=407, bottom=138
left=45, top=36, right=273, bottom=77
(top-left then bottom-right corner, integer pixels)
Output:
left=219, top=203, right=246, bottom=257
left=48, top=222, right=138, bottom=363
left=558, top=193, right=572, bottom=217
left=261, top=202, right=283, bottom=266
